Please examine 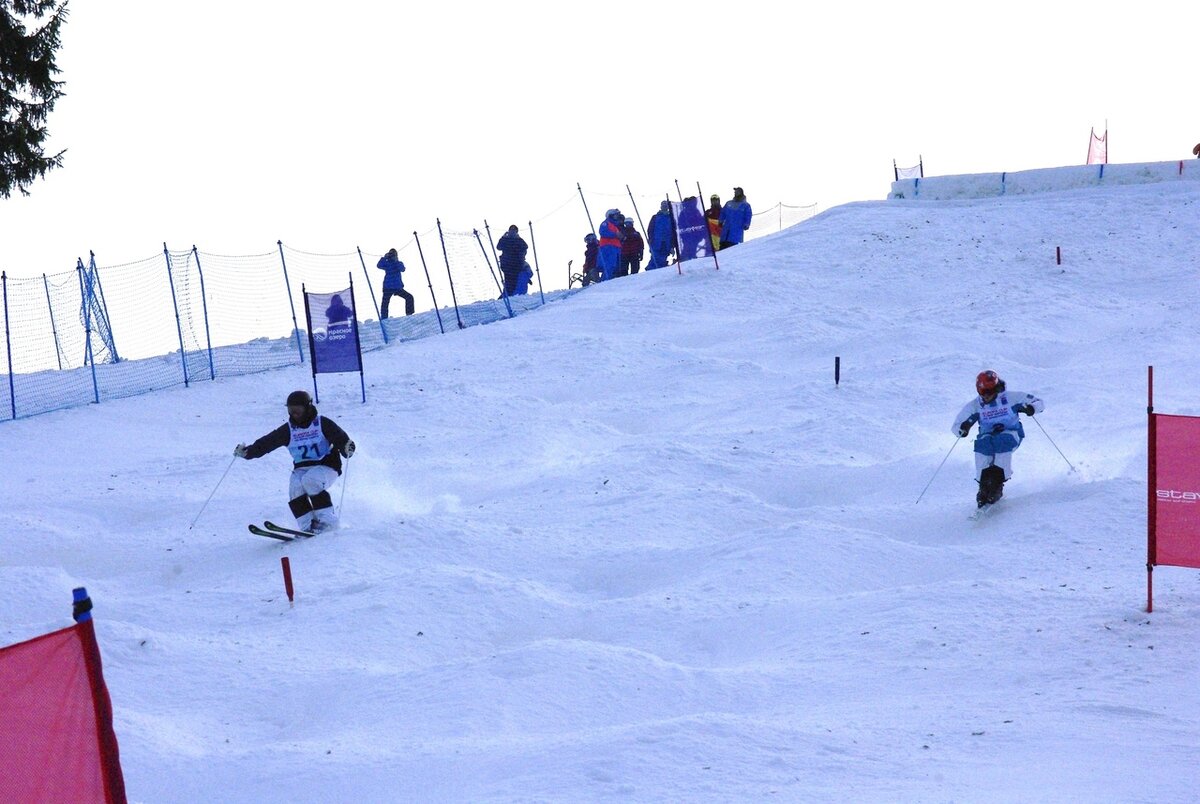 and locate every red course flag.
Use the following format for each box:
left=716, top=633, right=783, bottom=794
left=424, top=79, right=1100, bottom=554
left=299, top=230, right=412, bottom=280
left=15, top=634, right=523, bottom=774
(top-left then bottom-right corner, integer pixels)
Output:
left=1151, top=413, right=1200, bottom=569
left=0, top=604, right=126, bottom=802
